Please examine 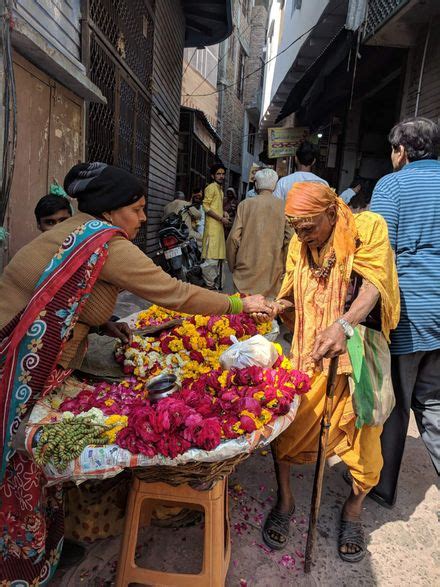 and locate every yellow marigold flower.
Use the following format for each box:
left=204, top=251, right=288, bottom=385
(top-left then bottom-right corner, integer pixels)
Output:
left=104, top=399, right=115, bottom=407
left=253, top=391, right=265, bottom=401
left=281, top=357, right=293, bottom=369
left=195, top=315, right=210, bottom=327
left=104, top=424, right=126, bottom=443
left=169, top=338, right=184, bottom=352
left=257, top=321, right=272, bottom=335
left=105, top=414, right=128, bottom=427
left=232, top=422, right=245, bottom=435
left=273, top=343, right=283, bottom=355
left=260, top=409, right=273, bottom=425
left=217, top=371, right=229, bottom=387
